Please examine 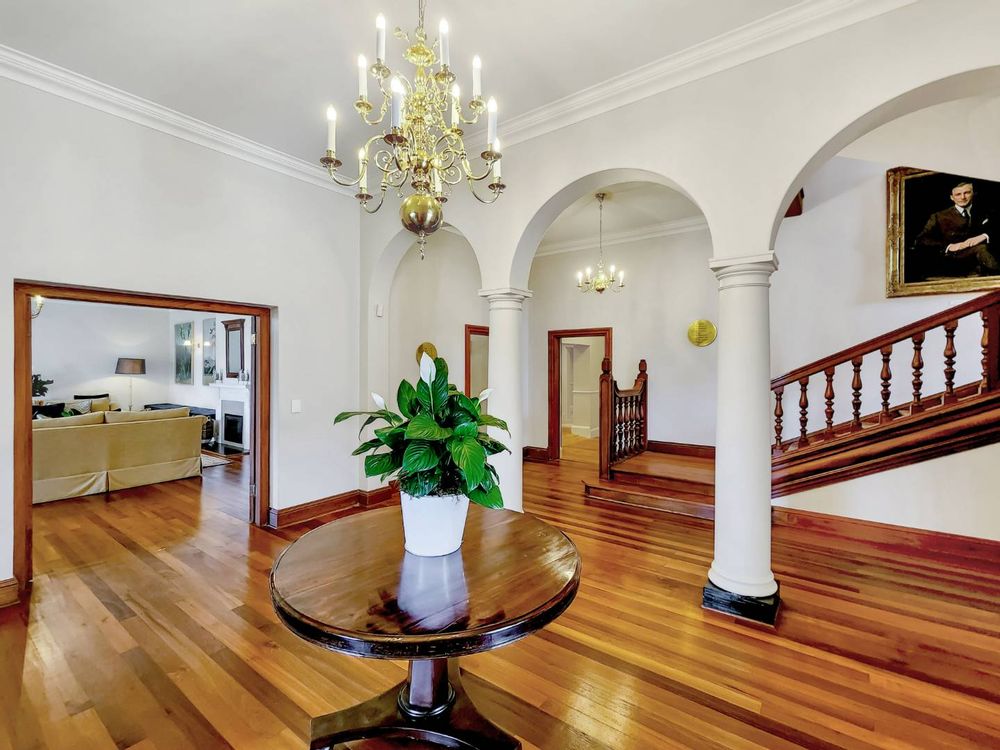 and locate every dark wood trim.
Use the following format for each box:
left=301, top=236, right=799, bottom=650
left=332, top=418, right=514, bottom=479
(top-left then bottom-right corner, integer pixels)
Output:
left=0, top=578, right=18, bottom=608
left=647, top=441, right=716, bottom=459
left=13, top=286, right=31, bottom=595
left=784, top=189, right=805, bottom=218
left=12, top=280, right=273, bottom=591
left=268, top=490, right=362, bottom=528
left=361, top=484, right=399, bottom=507
left=702, top=581, right=780, bottom=627
left=547, top=328, right=612, bottom=462
left=523, top=446, right=553, bottom=464
left=771, top=394, right=1000, bottom=497
left=771, top=506, right=1000, bottom=563
left=463, top=324, right=489, bottom=397
left=222, top=318, right=246, bottom=379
